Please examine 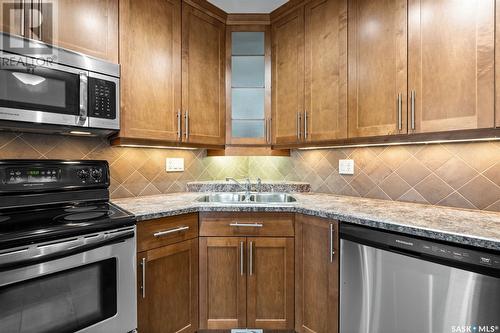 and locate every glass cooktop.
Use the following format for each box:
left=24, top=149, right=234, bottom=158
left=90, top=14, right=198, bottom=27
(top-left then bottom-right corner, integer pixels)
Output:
left=0, top=201, right=135, bottom=249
